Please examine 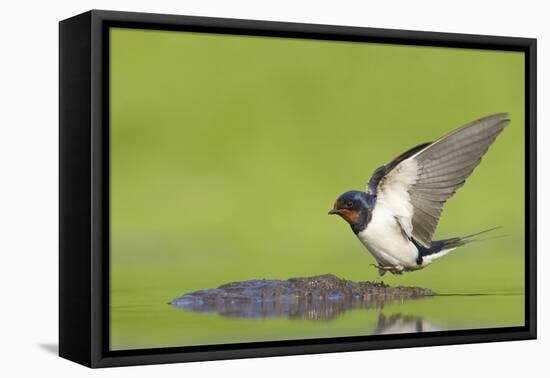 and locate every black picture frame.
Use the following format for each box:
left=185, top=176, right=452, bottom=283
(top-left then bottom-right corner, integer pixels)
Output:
left=59, top=9, right=537, bottom=368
